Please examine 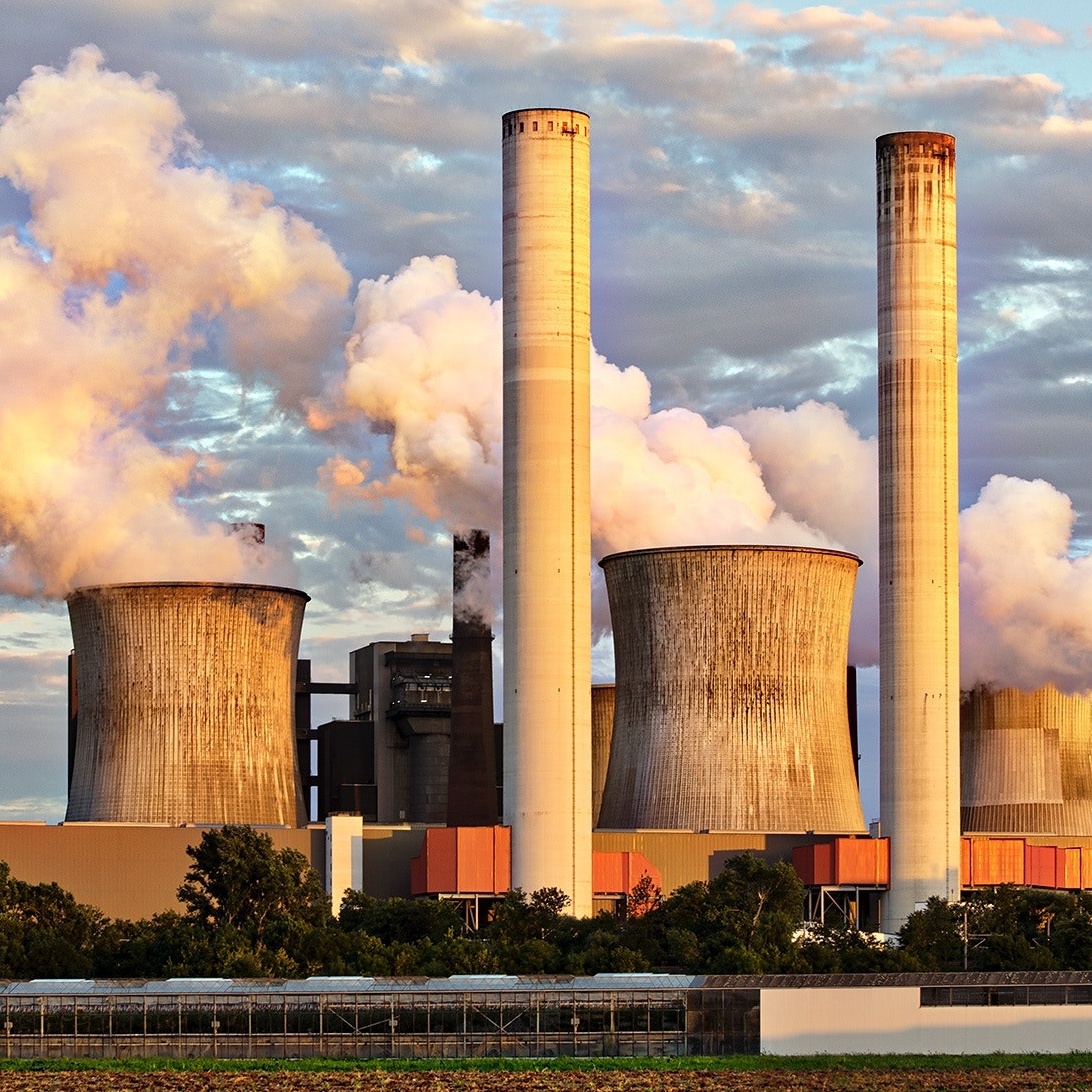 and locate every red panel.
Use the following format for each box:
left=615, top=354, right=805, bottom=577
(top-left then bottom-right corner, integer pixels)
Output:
left=792, top=844, right=817, bottom=886
left=1025, top=844, right=1057, bottom=889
